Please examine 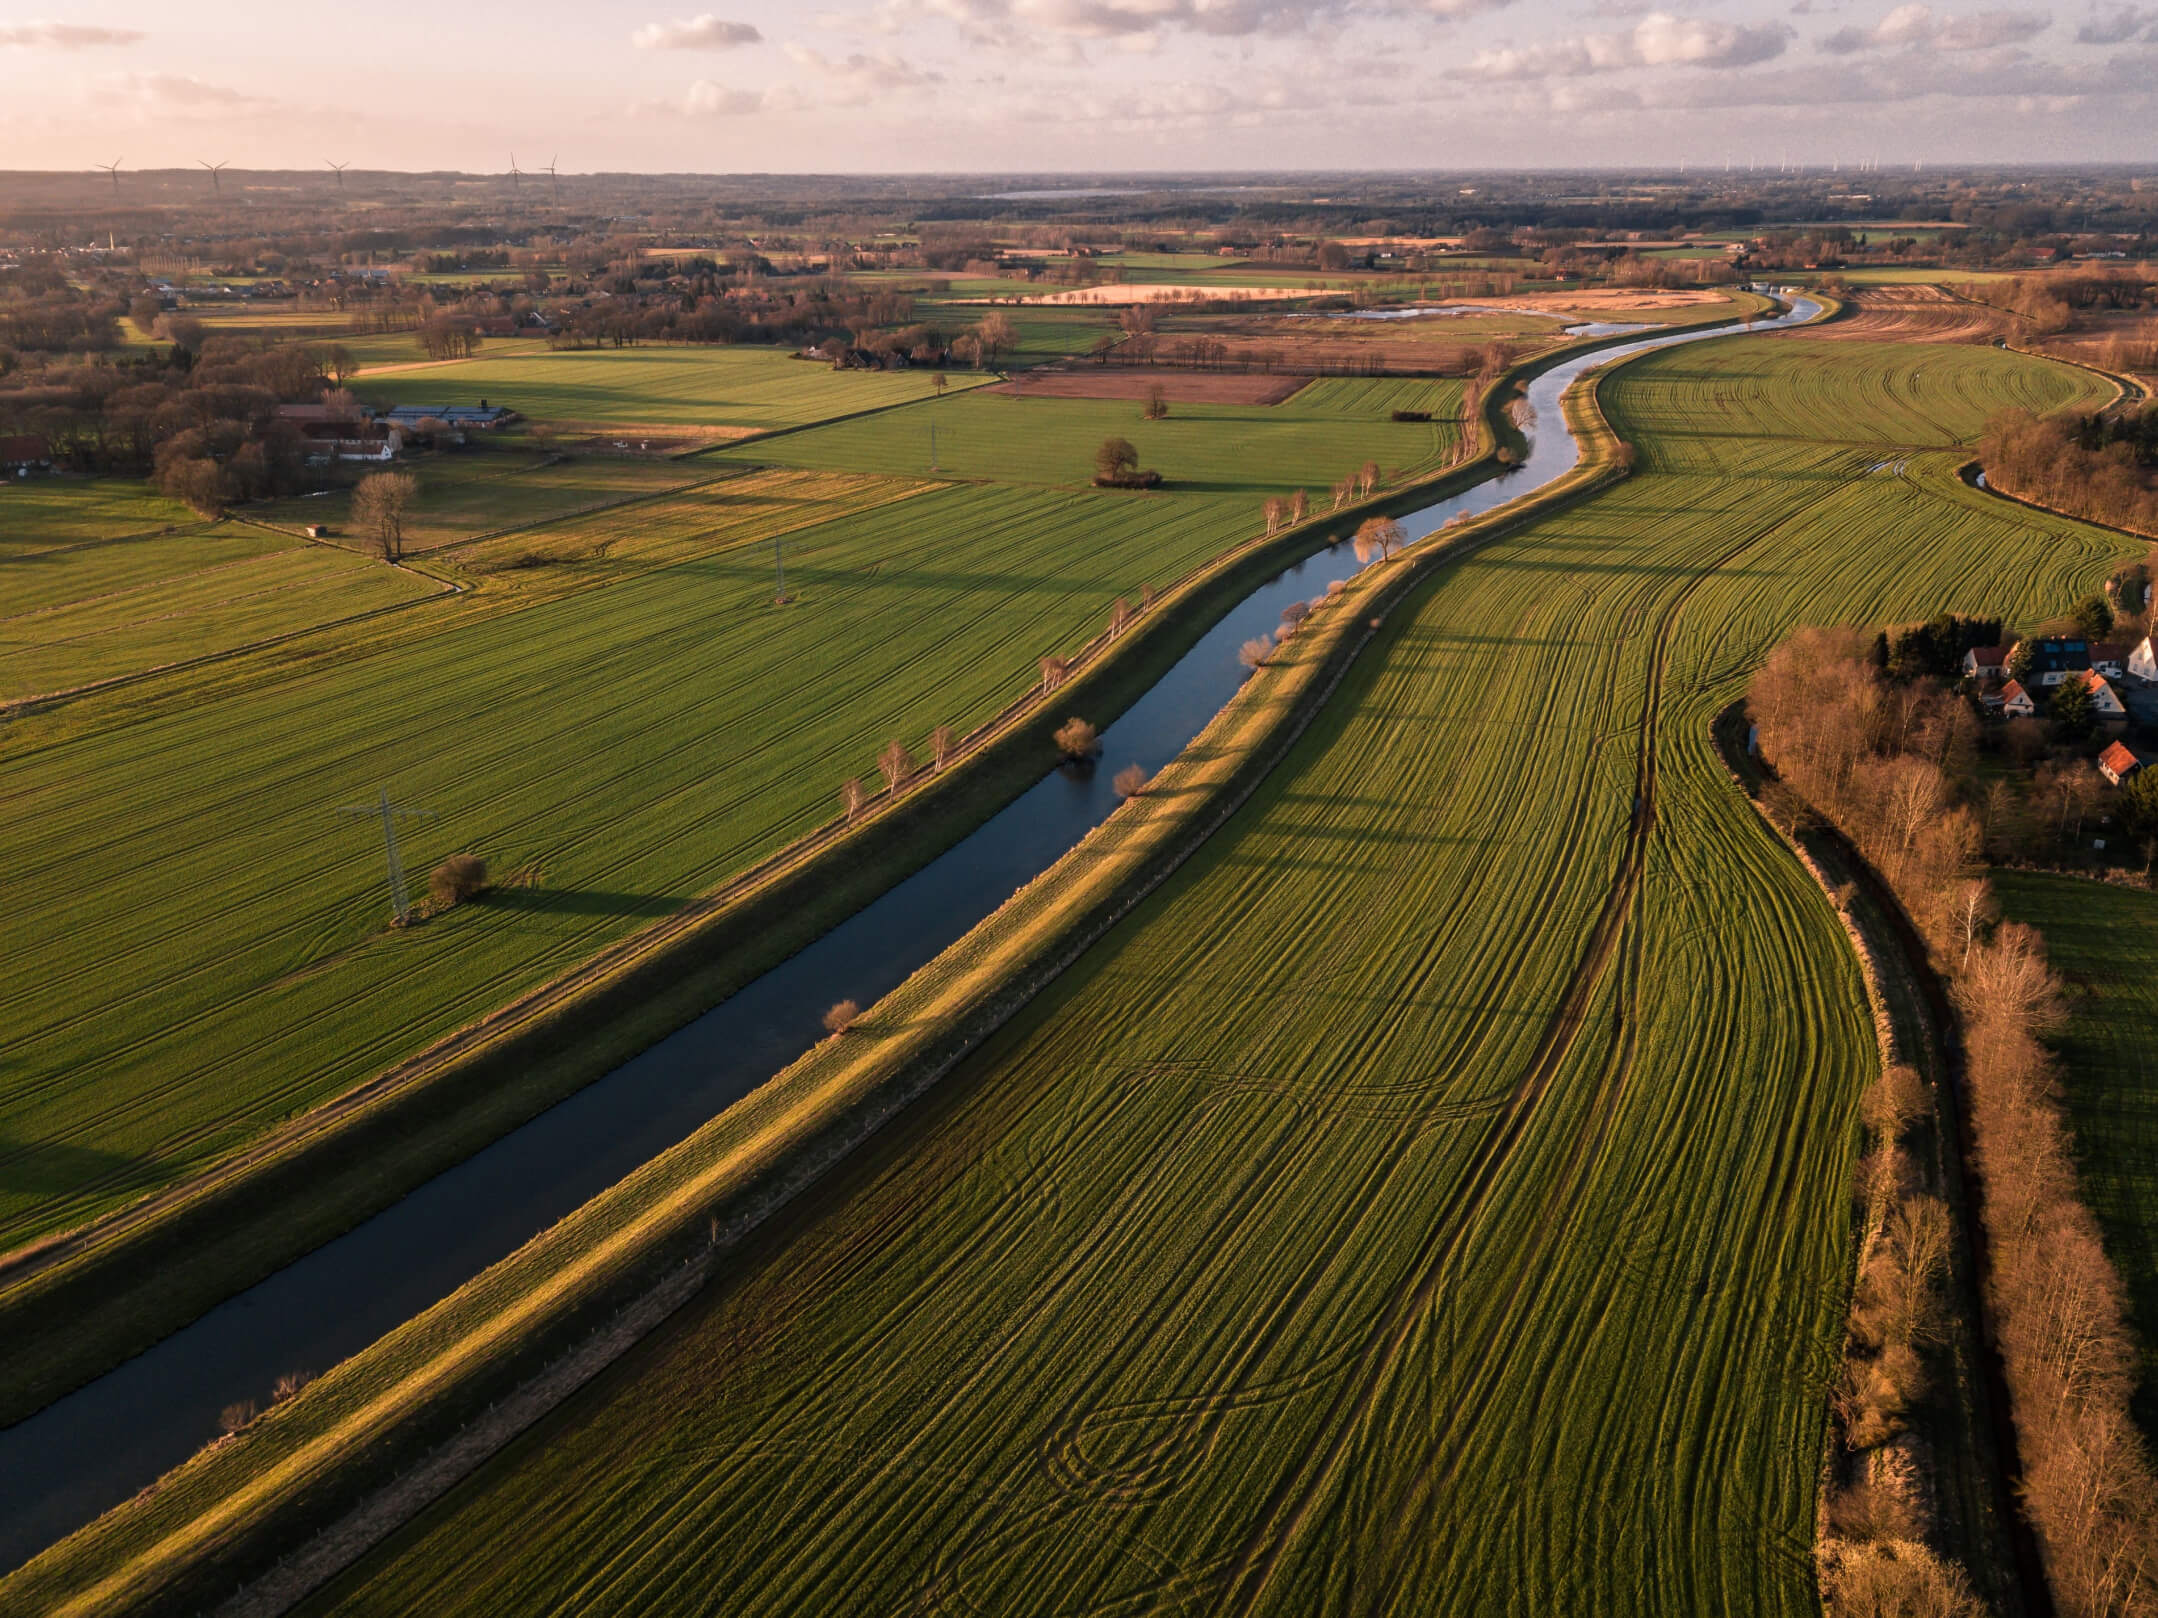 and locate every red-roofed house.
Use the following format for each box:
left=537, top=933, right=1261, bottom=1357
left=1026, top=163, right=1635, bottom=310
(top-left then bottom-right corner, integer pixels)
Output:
left=2062, top=667, right=2129, bottom=724
left=2099, top=740, right=2143, bottom=786
left=2000, top=679, right=2037, bottom=719
left=1, top=434, right=51, bottom=474
left=1962, top=645, right=2009, bottom=684
left=2092, top=642, right=2129, bottom=679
